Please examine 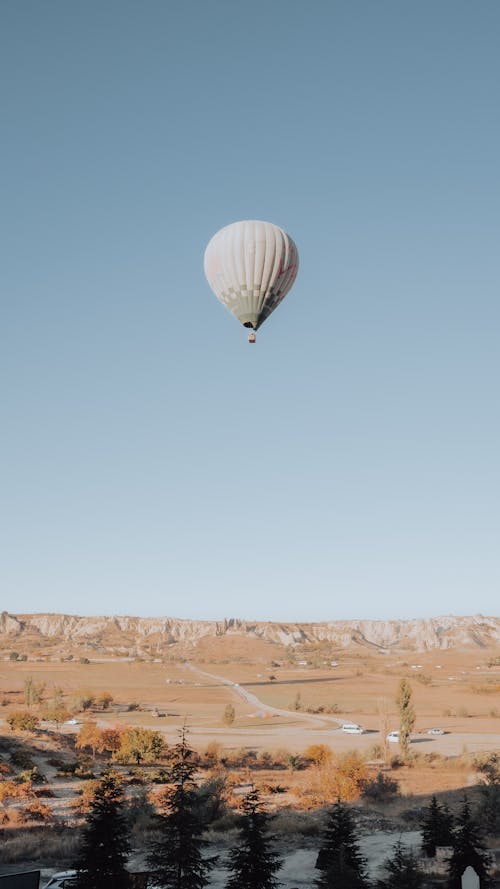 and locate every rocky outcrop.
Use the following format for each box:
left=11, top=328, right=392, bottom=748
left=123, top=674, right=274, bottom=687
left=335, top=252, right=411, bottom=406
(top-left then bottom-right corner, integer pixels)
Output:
left=2, top=612, right=499, bottom=653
